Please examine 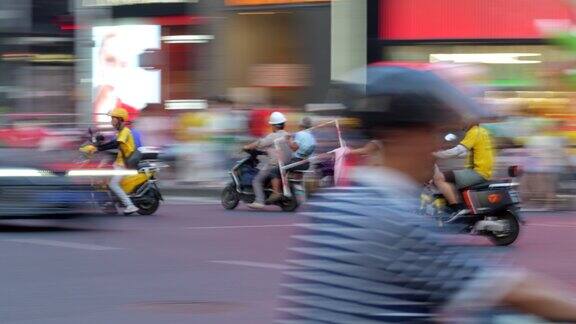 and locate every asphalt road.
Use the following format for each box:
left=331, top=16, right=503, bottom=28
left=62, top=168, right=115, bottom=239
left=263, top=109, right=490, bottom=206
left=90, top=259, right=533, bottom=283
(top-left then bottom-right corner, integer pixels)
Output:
left=0, top=198, right=575, bottom=324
